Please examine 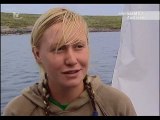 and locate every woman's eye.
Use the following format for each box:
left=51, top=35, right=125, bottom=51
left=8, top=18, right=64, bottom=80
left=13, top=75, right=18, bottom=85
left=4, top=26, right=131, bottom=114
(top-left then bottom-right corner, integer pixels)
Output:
left=75, top=44, right=84, bottom=49
left=57, top=46, right=66, bottom=51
